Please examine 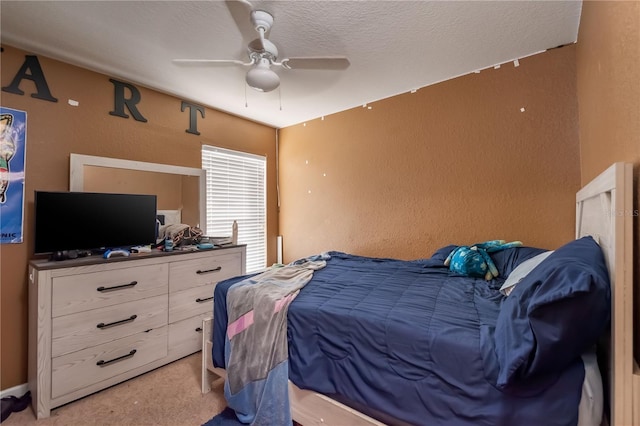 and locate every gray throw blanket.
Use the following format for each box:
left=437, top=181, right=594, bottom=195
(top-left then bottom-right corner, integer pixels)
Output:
left=224, top=254, right=330, bottom=424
